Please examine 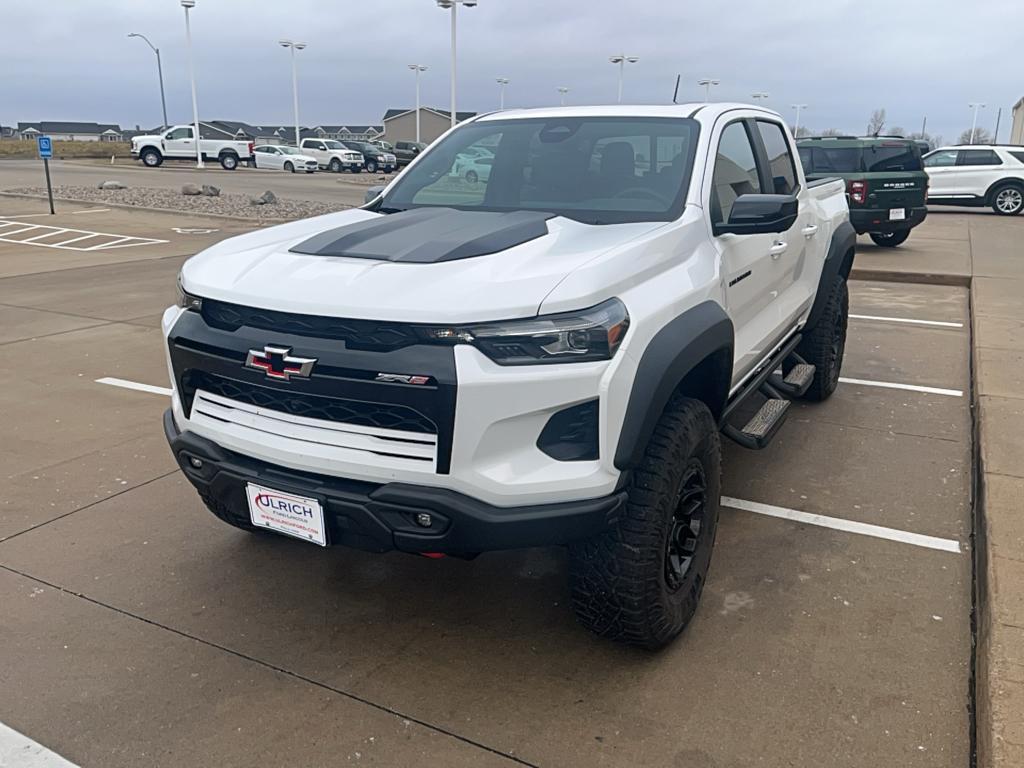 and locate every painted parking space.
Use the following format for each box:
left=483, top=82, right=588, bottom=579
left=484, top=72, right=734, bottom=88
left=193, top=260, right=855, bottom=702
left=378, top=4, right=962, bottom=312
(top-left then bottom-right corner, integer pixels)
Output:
left=0, top=219, right=169, bottom=251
